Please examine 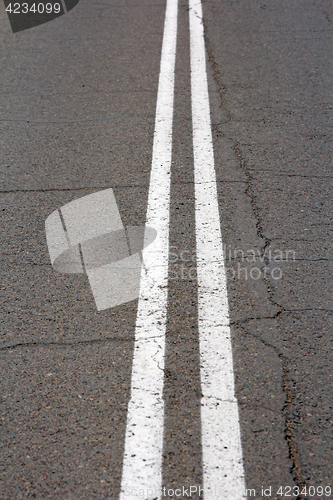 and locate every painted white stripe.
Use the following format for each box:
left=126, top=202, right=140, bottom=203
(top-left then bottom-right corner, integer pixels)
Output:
left=119, top=0, right=178, bottom=498
left=189, top=1, right=247, bottom=499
